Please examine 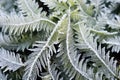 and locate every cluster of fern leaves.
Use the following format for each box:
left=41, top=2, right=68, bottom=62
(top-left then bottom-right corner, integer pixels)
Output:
left=0, top=0, right=120, bottom=80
